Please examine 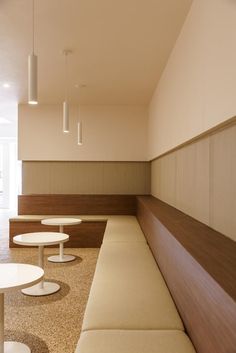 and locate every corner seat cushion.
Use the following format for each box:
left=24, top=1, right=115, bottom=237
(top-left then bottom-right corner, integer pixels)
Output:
left=103, top=216, right=146, bottom=242
left=75, top=330, right=196, bottom=353
left=82, top=242, right=183, bottom=331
